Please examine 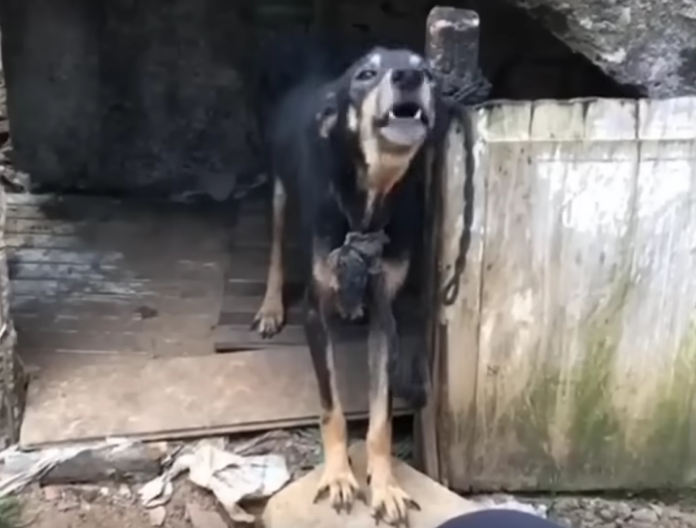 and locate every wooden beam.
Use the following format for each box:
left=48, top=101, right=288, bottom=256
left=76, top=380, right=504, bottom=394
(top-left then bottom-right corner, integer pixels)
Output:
left=415, top=6, right=482, bottom=485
